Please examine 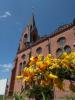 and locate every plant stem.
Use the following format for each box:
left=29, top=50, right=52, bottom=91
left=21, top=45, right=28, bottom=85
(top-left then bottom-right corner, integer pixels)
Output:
left=41, top=92, right=45, bottom=100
